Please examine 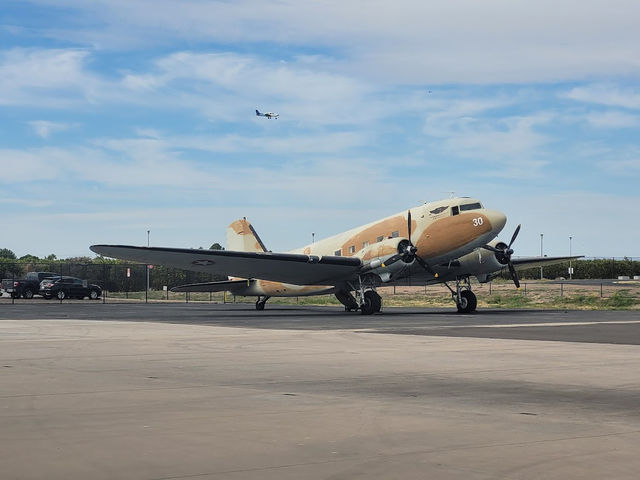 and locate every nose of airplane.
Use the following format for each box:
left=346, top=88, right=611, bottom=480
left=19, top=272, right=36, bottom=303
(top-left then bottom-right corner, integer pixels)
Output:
left=484, top=209, right=507, bottom=234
